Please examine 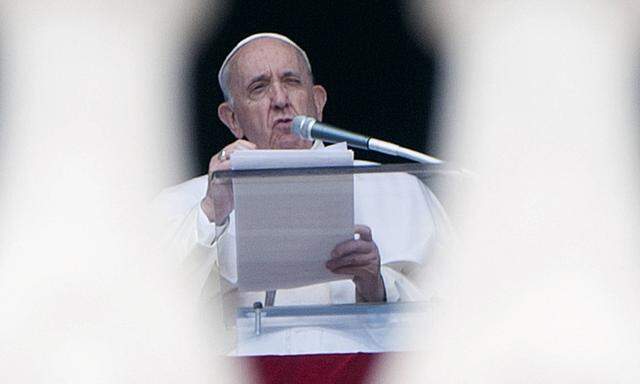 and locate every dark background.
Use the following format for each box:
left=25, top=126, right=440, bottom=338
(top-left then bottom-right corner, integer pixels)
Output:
left=187, top=0, right=441, bottom=176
